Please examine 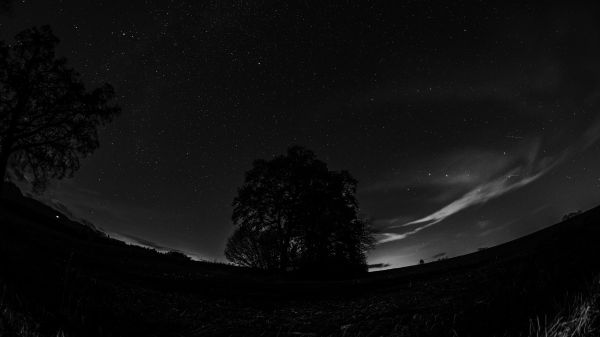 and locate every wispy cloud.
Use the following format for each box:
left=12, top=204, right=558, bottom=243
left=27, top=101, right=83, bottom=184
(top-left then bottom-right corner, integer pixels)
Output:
left=400, top=167, right=549, bottom=228
left=377, top=113, right=600, bottom=245
left=583, top=117, right=600, bottom=149
left=376, top=139, right=564, bottom=244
